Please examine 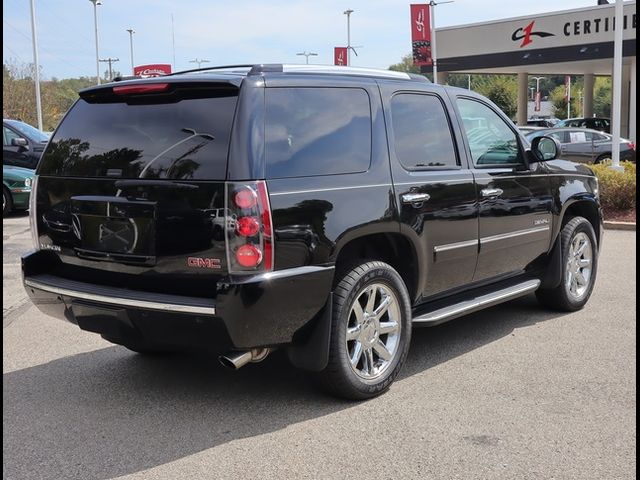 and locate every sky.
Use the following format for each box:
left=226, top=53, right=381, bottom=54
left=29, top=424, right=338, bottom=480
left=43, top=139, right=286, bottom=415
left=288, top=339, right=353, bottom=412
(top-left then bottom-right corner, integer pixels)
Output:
left=3, top=0, right=597, bottom=80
